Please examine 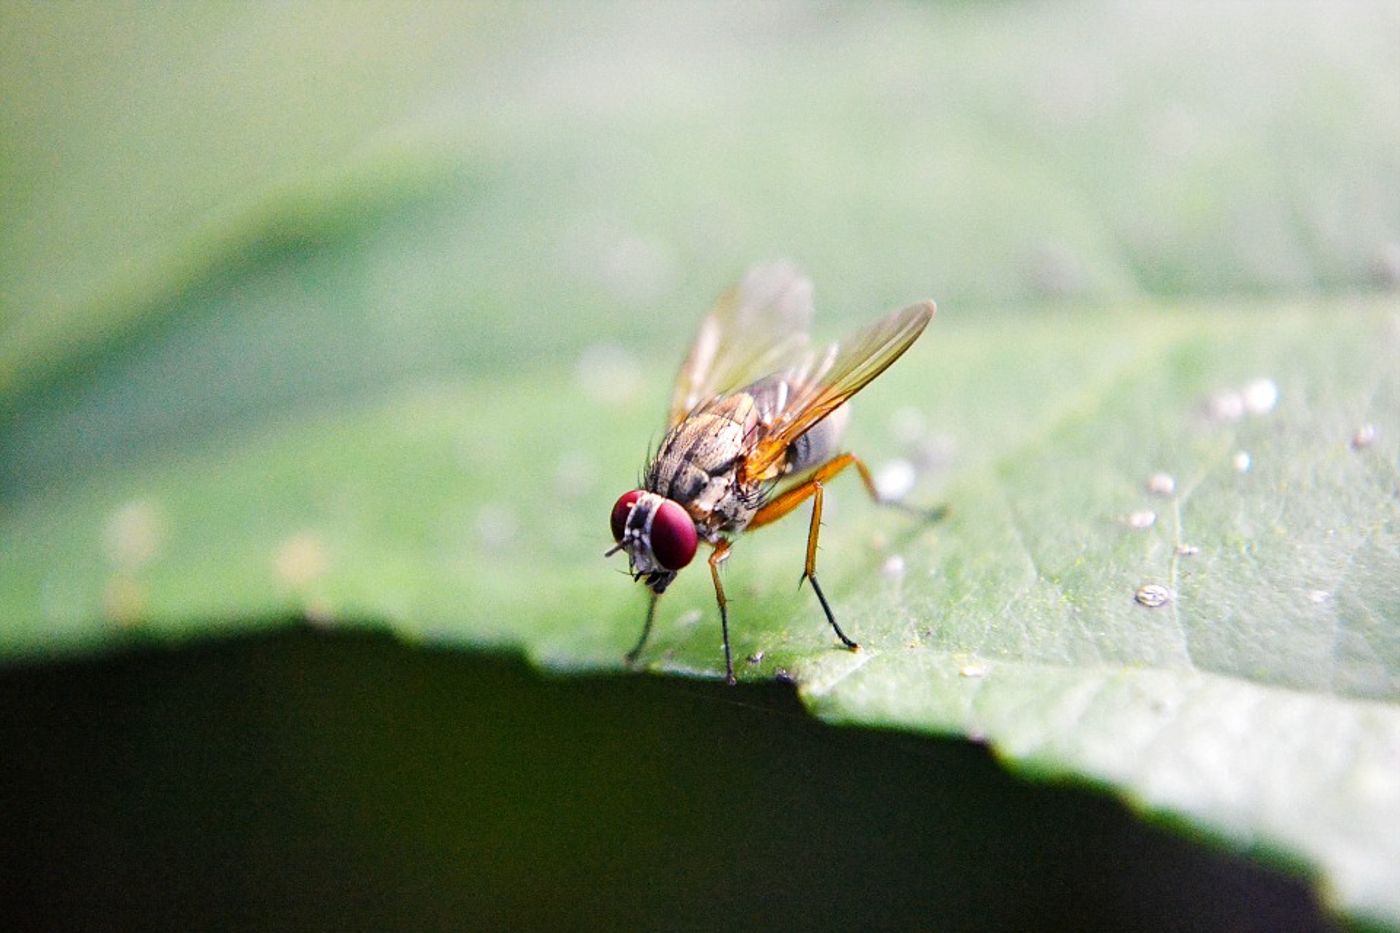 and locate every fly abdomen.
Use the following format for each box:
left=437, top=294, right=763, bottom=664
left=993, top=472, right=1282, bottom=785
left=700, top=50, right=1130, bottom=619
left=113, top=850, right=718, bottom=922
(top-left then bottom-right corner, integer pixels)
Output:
left=784, top=403, right=850, bottom=475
